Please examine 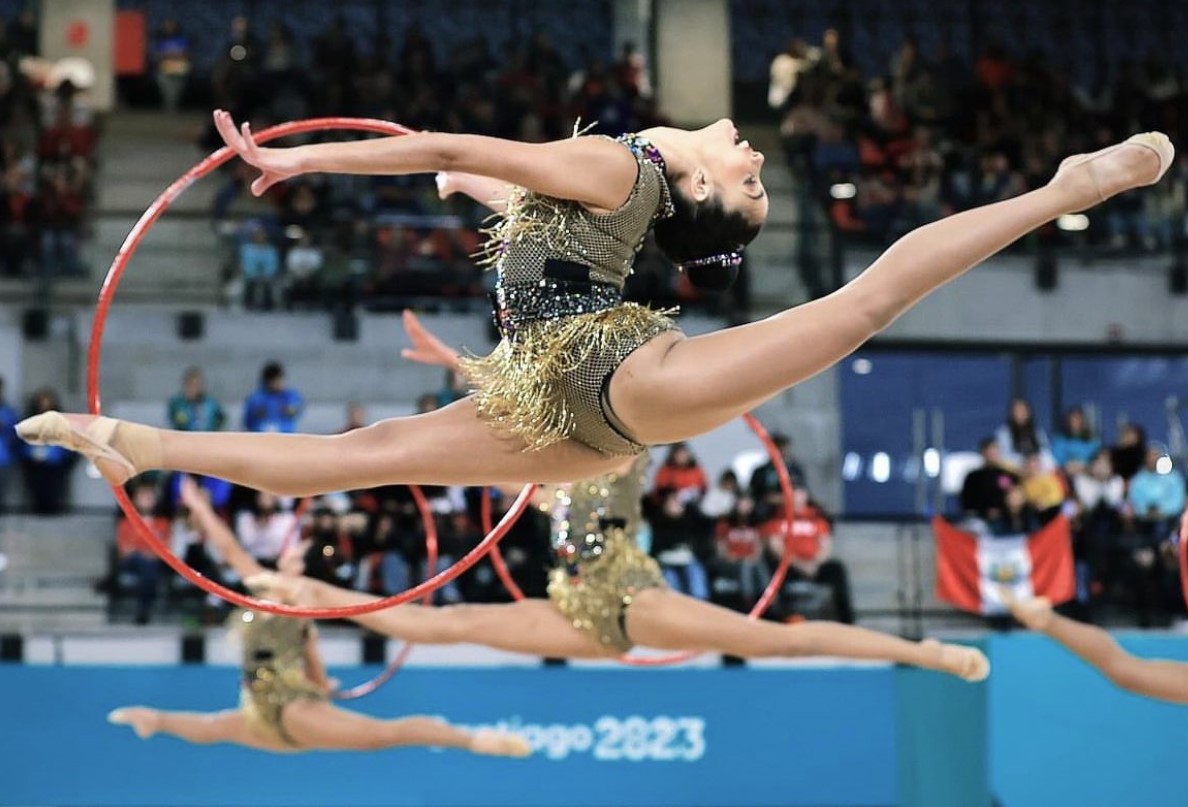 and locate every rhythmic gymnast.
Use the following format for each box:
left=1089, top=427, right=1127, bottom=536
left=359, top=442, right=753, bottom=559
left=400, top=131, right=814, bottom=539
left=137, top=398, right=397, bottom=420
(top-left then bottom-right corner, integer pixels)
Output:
left=1004, top=590, right=1188, bottom=705
left=239, top=311, right=990, bottom=680
left=16, top=115, right=1175, bottom=501
left=108, top=477, right=531, bottom=756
